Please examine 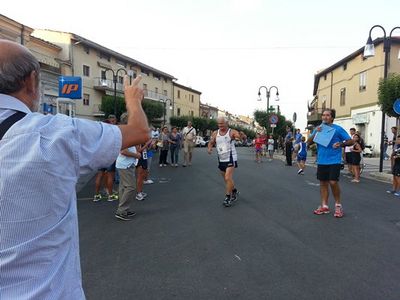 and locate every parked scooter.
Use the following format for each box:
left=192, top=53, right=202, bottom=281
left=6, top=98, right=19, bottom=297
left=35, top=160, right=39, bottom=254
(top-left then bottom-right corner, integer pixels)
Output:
left=362, top=144, right=374, bottom=157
